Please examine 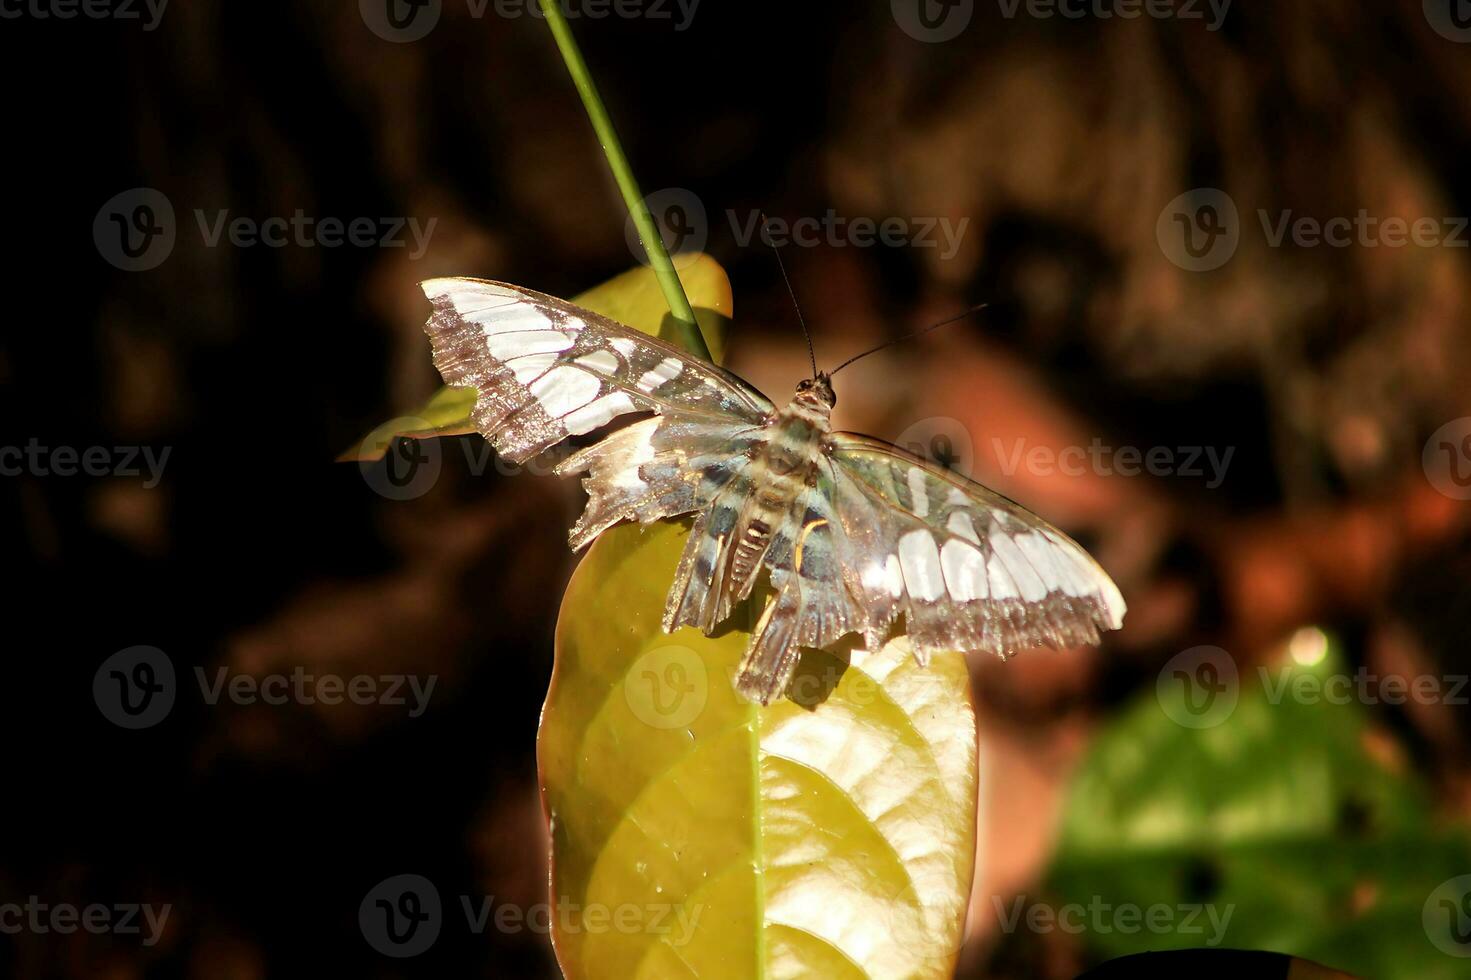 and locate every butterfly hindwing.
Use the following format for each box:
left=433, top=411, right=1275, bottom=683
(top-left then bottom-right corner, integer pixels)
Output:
left=826, top=434, right=1125, bottom=665
left=420, top=278, right=773, bottom=464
